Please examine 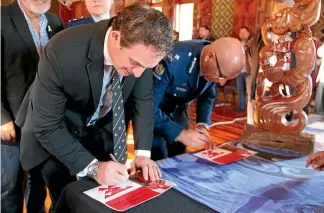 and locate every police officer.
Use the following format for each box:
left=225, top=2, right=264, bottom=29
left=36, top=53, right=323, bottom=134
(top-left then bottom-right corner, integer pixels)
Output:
left=66, top=0, right=113, bottom=28
left=152, top=37, right=245, bottom=160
